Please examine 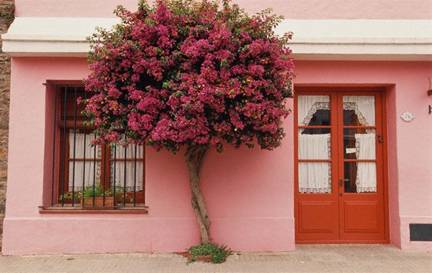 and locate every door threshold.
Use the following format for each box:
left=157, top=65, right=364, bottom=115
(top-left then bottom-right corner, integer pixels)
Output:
left=296, top=240, right=390, bottom=244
